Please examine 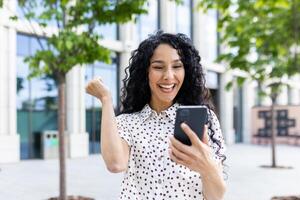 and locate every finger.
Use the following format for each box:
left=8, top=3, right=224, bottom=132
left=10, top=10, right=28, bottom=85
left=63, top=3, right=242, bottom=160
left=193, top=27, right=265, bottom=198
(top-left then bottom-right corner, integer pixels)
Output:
left=169, top=136, right=194, bottom=156
left=86, top=78, right=102, bottom=96
left=202, top=125, right=209, bottom=145
left=86, top=79, right=96, bottom=89
left=169, top=143, right=190, bottom=162
left=180, top=123, right=201, bottom=146
left=85, top=83, right=93, bottom=94
left=168, top=149, right=187, bottom=166
left=86, top=80, right=98, bottom=94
